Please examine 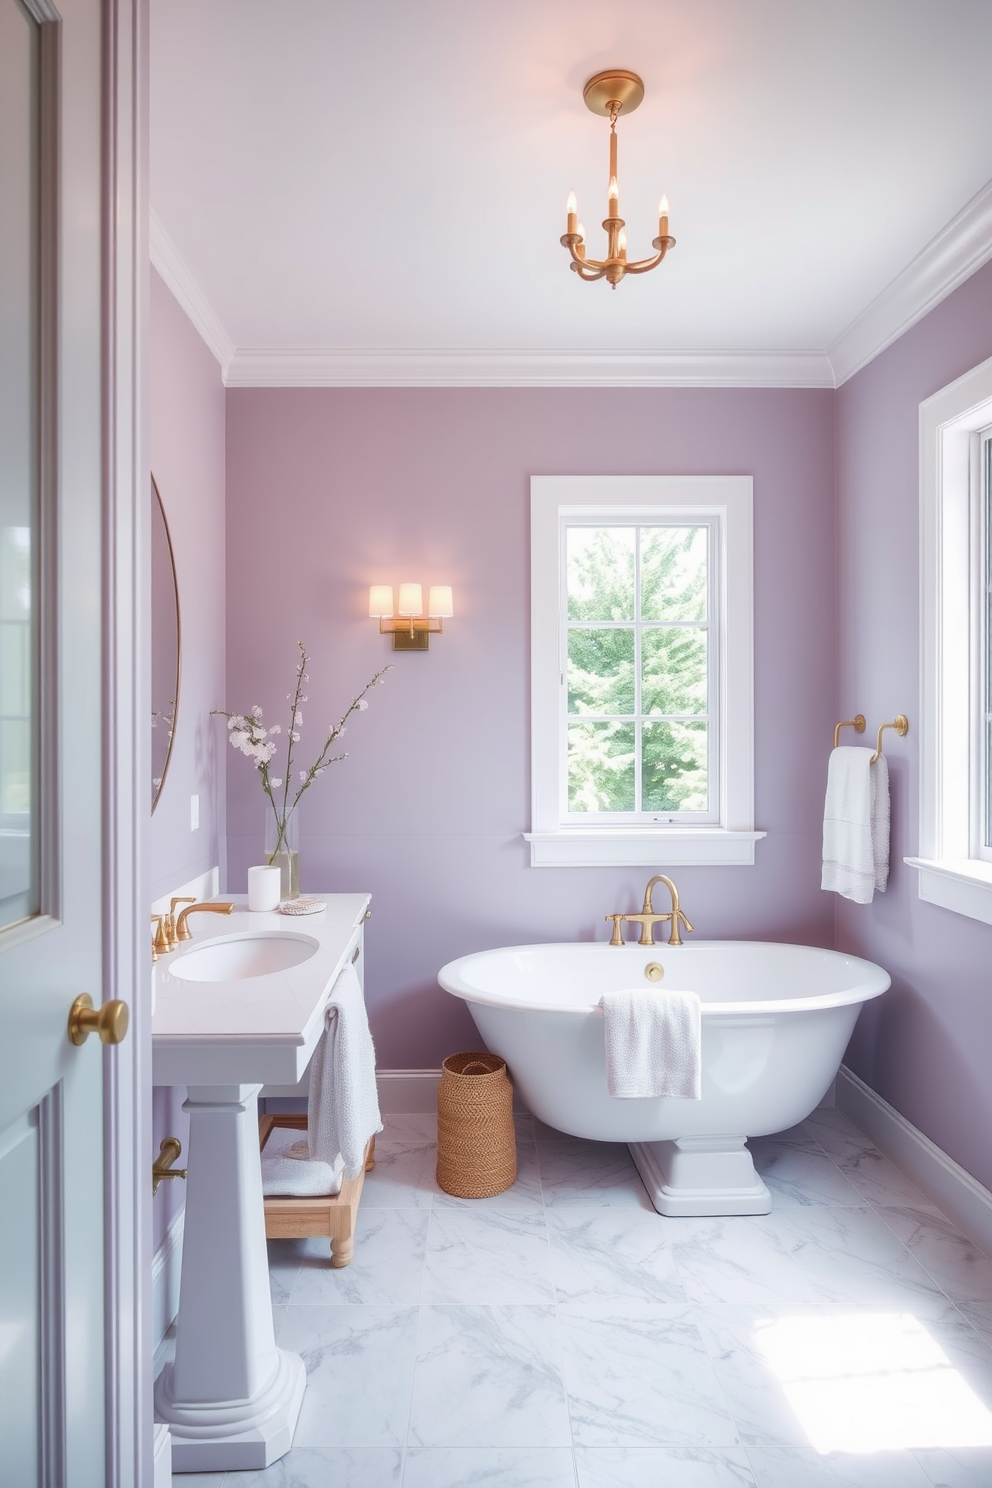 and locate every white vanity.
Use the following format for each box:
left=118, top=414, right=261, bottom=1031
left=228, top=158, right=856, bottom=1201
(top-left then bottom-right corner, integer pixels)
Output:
left=152, top=892, right=371, bottom=1473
